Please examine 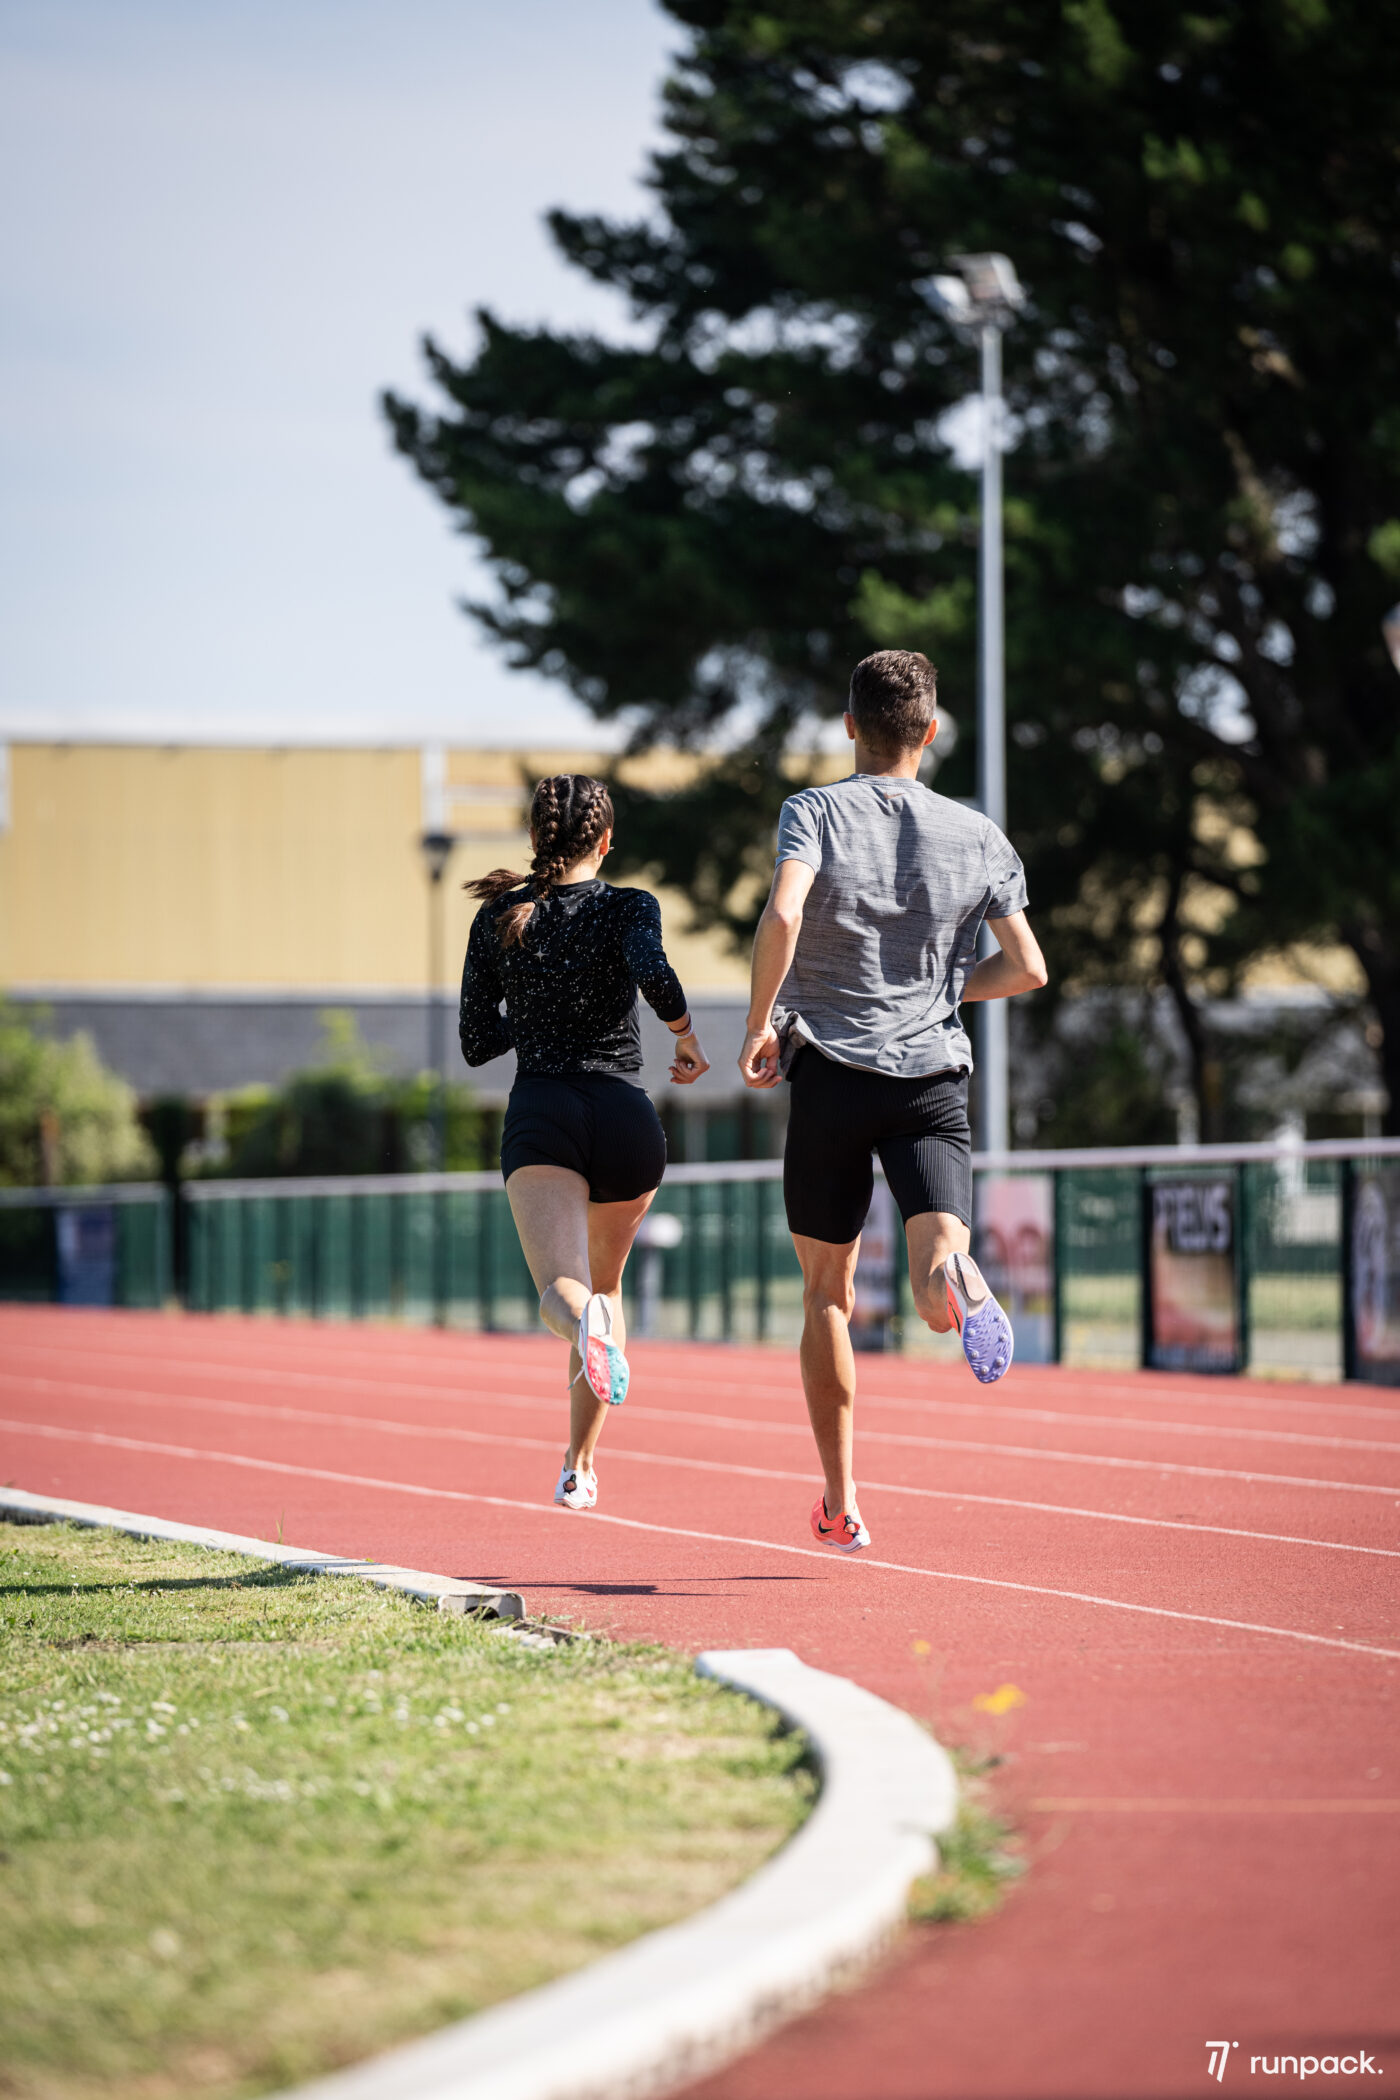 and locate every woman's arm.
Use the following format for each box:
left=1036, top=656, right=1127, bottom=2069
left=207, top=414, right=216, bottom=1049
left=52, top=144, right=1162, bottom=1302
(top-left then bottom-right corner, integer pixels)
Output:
left=457, top=910, right=514, bottom=1067
left=621, top=892, right=688, bottom=1026
left=622, top=893, right=710, bottom=1085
